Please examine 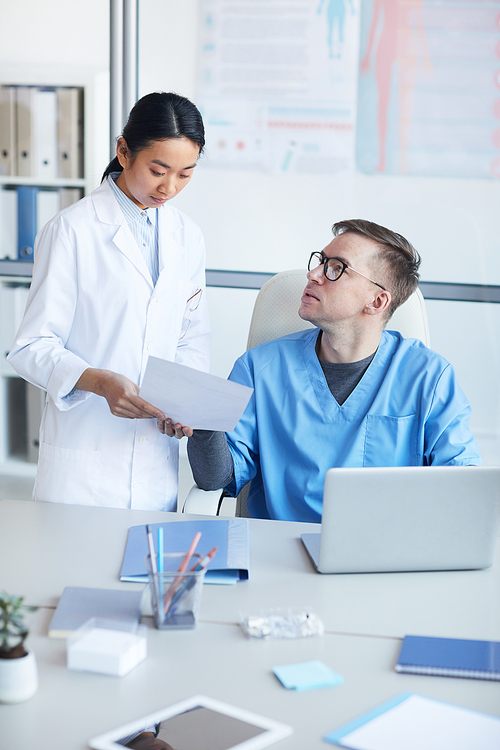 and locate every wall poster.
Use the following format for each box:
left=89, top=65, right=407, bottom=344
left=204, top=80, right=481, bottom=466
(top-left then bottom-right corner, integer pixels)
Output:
left=198, top=0, right=500, bottom=179
left=357, top=0, right=500, bottom=179
left=198, top=0, right=360, bottom=174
